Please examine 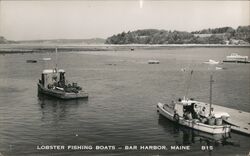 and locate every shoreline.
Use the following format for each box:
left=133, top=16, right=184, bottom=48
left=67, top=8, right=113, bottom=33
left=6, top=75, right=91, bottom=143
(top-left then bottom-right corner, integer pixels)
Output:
left=0, top=43, right=249, bottom=54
